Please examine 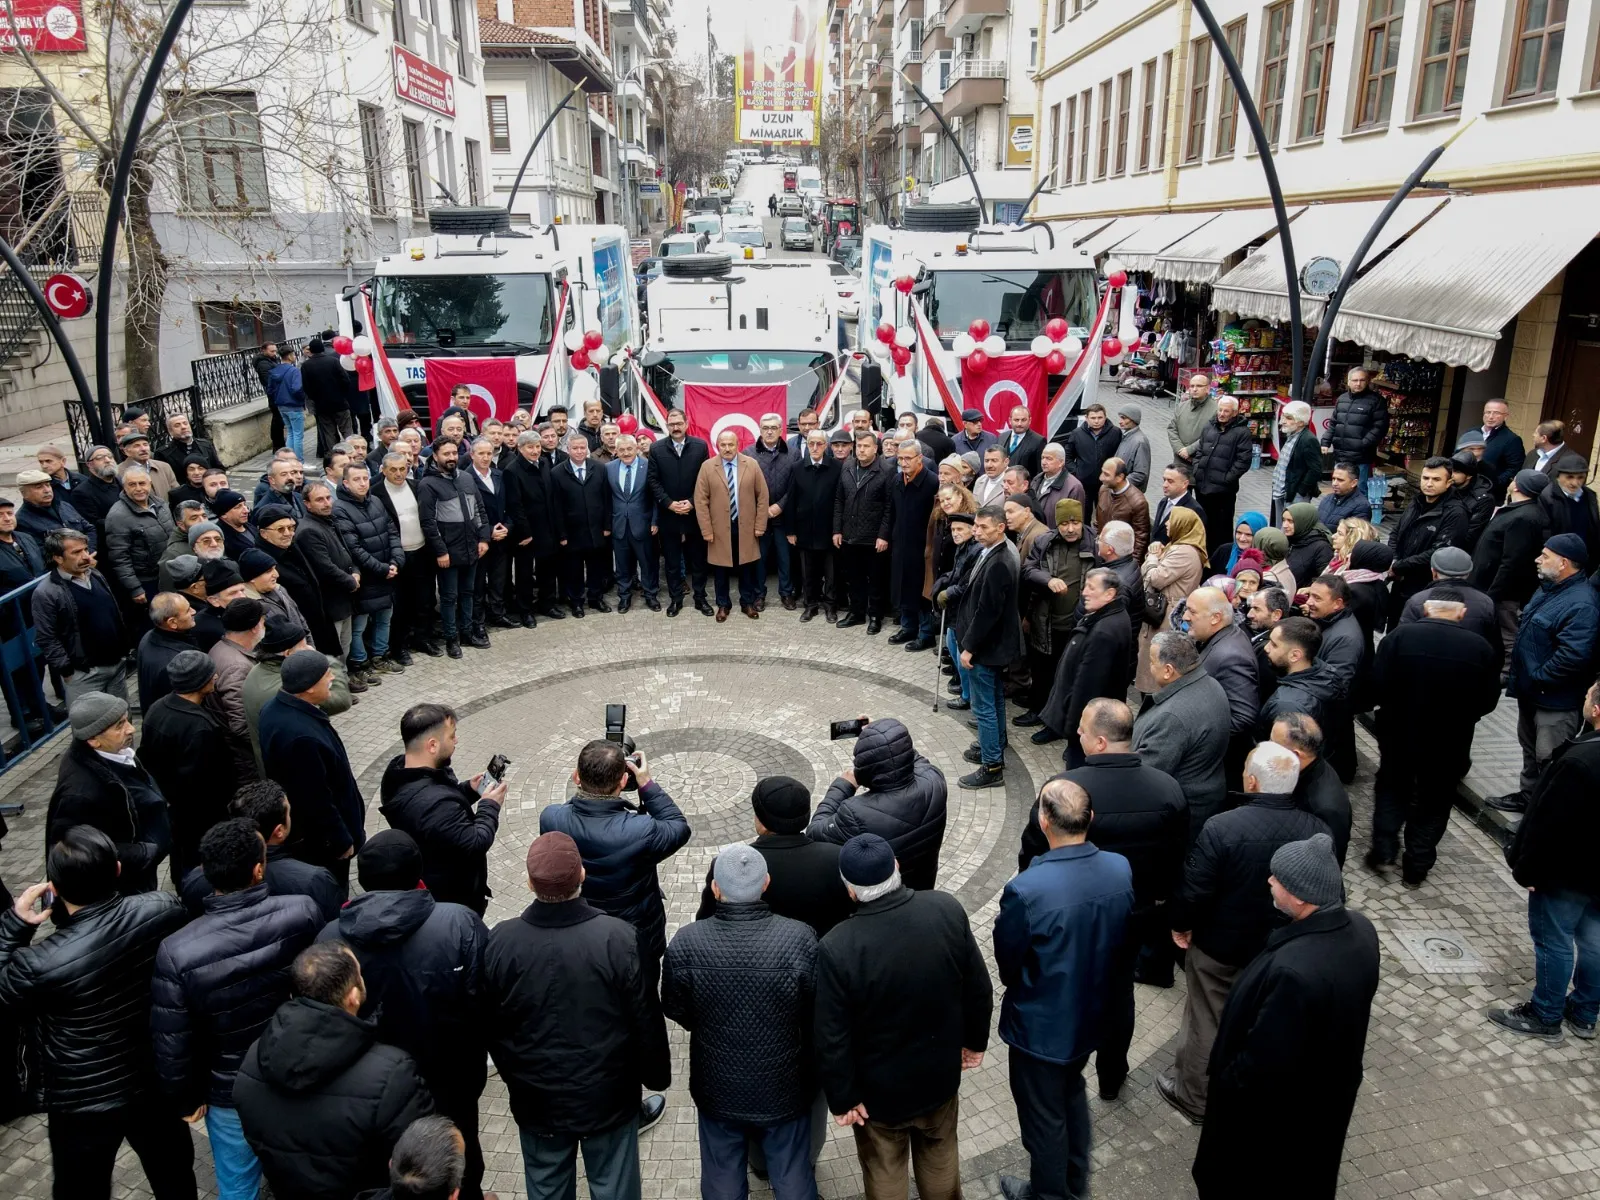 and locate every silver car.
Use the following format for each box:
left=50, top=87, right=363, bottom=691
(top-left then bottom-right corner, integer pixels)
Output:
left=781, top=217, right=813, bottom=252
